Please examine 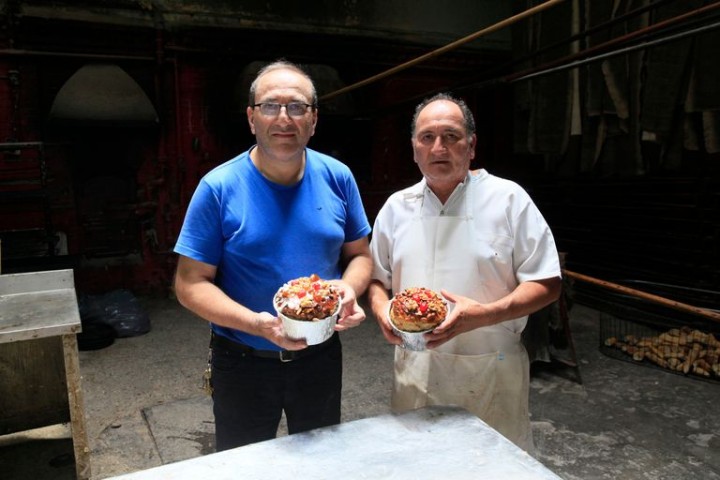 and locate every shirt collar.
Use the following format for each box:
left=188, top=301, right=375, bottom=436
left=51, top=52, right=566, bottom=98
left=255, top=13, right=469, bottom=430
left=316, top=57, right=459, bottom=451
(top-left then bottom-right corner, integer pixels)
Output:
left=422, top=172, right=471, bottom=213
